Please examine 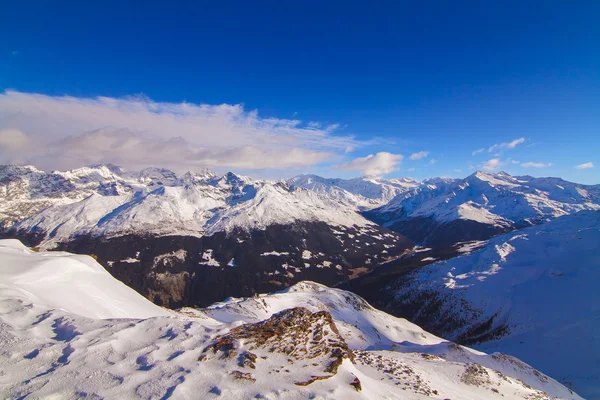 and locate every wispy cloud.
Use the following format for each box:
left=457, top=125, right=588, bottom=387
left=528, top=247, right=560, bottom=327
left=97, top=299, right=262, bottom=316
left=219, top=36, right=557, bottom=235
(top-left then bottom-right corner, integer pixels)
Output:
left=481, top=158, right=504, bottom=171
left=407, top=168, right=415, bottom=172
left=522, top=161, right=552, bottom=168
left=488, top=137, right=525, bottom=153
left=575, top=162, right=594, bottom=169
left=333, top=152, right=403, bottom=176
left=0, top=91, right=362, bottom=172
left=429, top=159, right=437, bottom=165
left=472, top=148, right=485, bottom=156
left=409, top=151, right=429, bottom=160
